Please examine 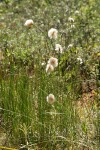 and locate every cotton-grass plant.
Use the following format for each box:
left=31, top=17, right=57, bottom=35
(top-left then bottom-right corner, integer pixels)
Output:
left=48, top=28, right=58, bottom=39
left=24, top=19, right=33, bottom=27
left=0, top=0, right=99, bottom=149
left=46, top=94, right=55, bottom=104
left=68, top=17, right=74, bottom=22
left=46, top=63, right=54, bottom=74
left=55, top=44, right=63, bottom=53
left=48, top=57, right=58, bottom=68
left=46, top=57, right=58, bottom=74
